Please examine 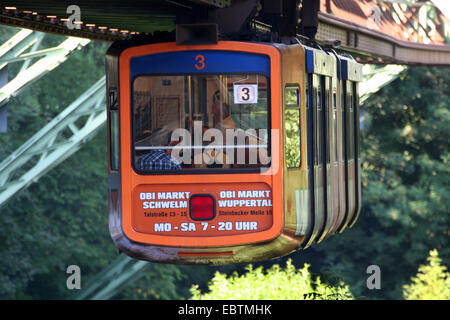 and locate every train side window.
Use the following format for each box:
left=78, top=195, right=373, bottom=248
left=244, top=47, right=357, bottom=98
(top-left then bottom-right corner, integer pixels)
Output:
left=333, top=91, right=338, bottom=164
left=312, top=86, right=317, bottom=166
left=349, top=92, right=355, bottom=160
left=285, top=85, right=301, bottom=168
left=109, top=87, right=119, bottom=171
left=110, top=111, right=120, bottom=171
left=316, top=79, right=323, bottom=167
left=306, top=86, right=309, bottom=109
left=342, top=86, right=347, bottom=162
left=324, top=79, right=330, bottom=166
left=346, top=84, right=354, bottom=161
